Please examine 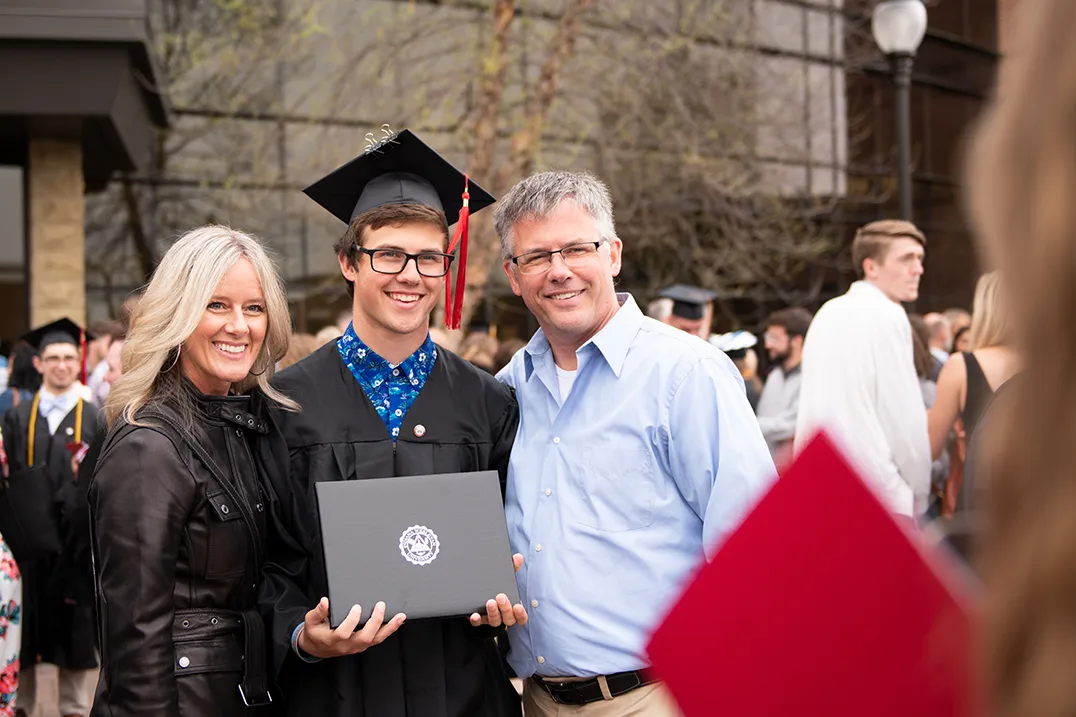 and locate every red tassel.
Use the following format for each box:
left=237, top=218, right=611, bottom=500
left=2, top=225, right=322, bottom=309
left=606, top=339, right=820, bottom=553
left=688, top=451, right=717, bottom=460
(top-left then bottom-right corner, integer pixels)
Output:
left=79, top=329, right=87, bottom=385
left=445, top=177, right=471, bottom=330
